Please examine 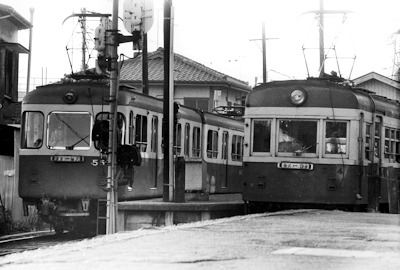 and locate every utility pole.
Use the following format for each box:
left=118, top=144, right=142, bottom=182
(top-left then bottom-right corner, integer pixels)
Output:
left=80, top=8, right=87, bottom=72
left=26, top=7, right=34, bottom=93
left=106, top=0, right=119, bottom=234
left=262, top=22, right=267, bottom=83
left=250, top=22, right=278, bottom=83
left=318, top=0, right=325, bottom=78
left=142, top=33, right=149, bottom=95
left=163, top=0, right=174, bottom=204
